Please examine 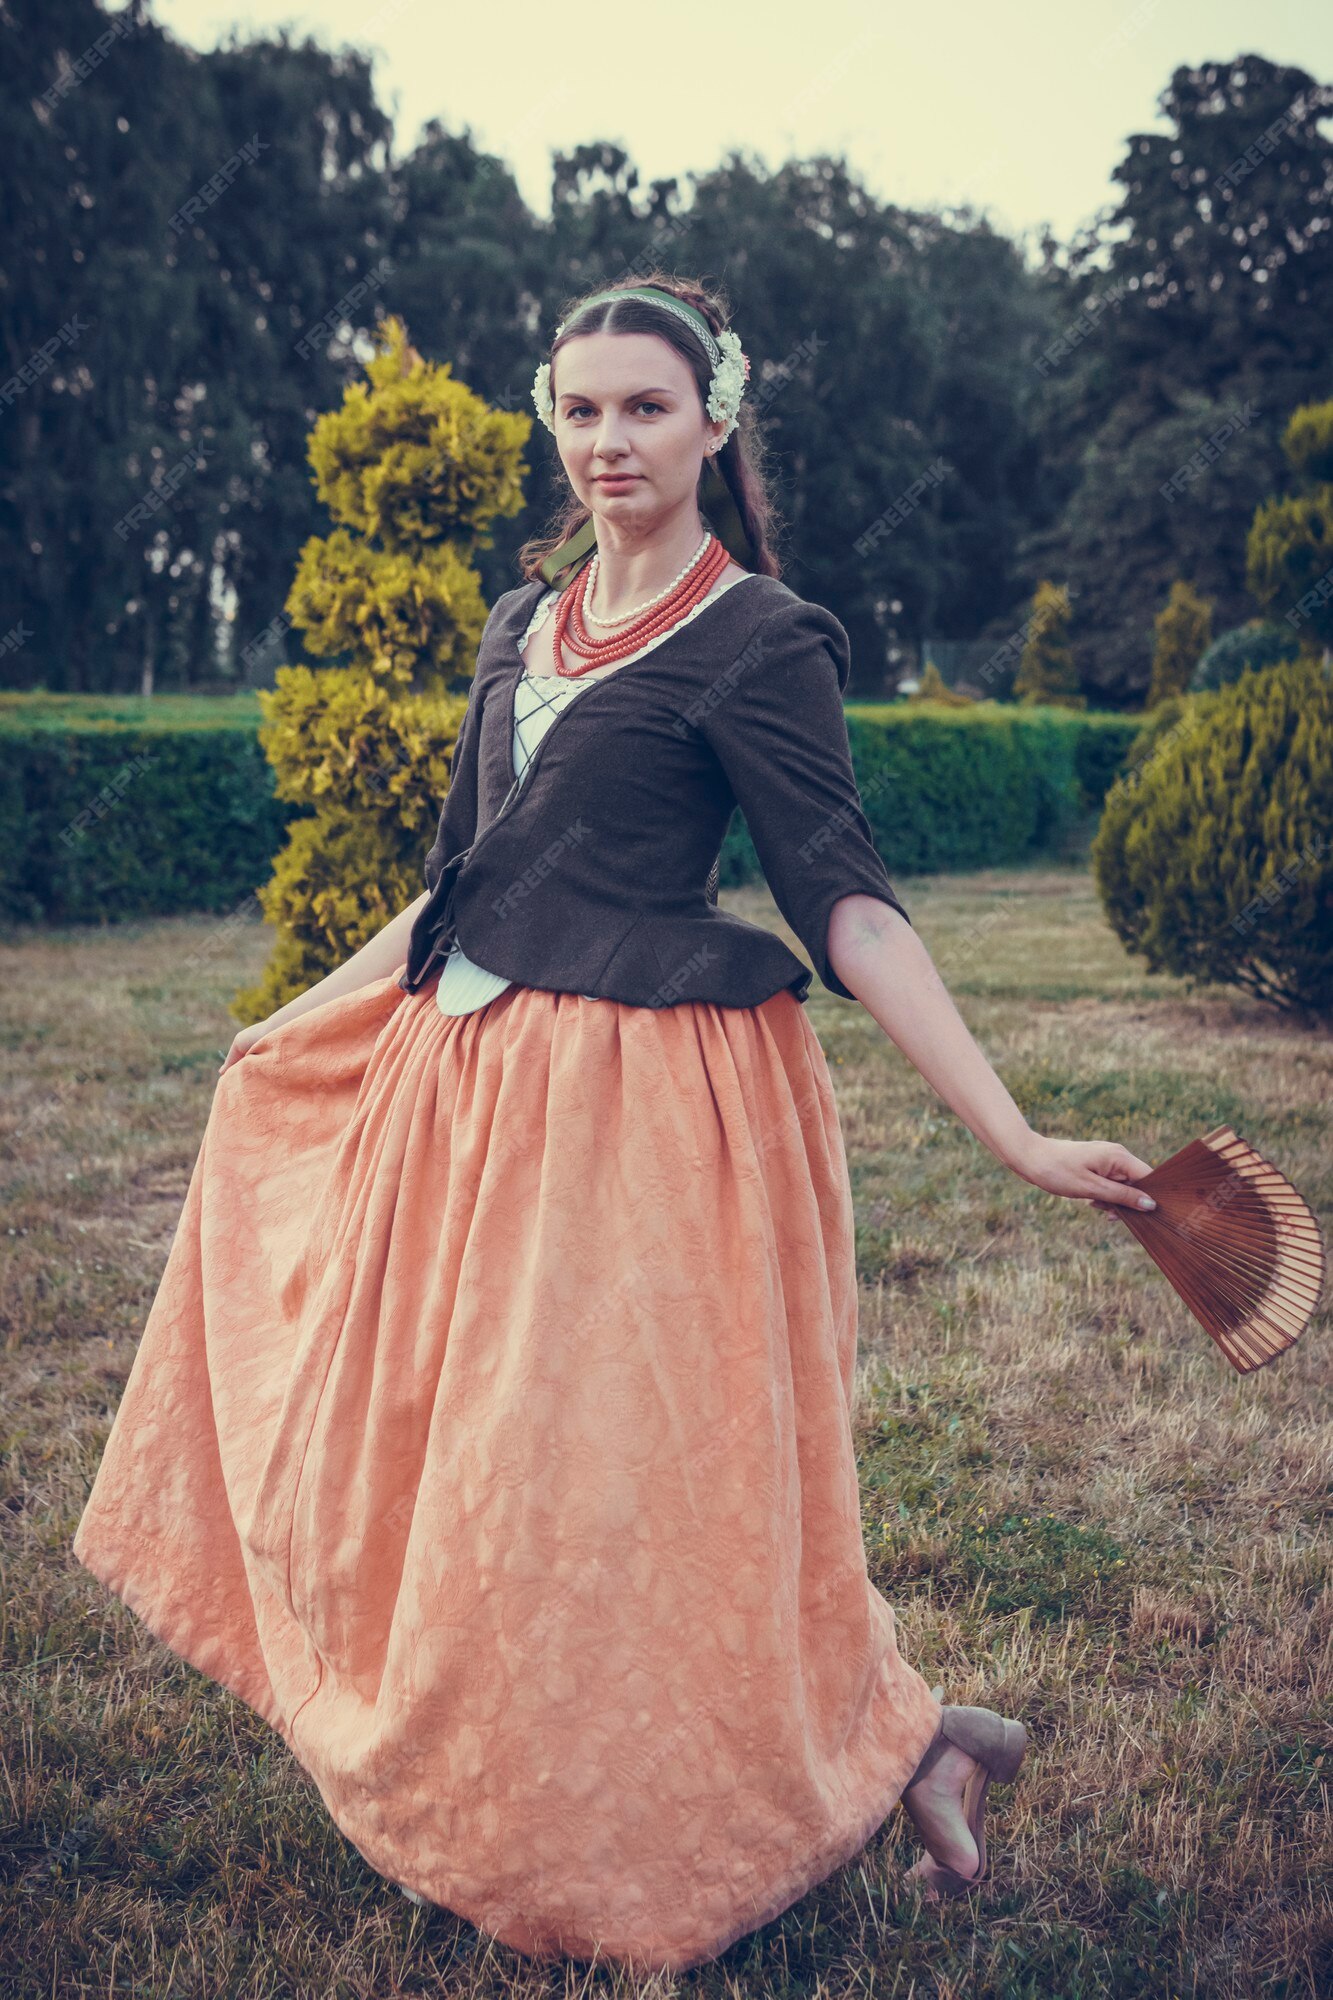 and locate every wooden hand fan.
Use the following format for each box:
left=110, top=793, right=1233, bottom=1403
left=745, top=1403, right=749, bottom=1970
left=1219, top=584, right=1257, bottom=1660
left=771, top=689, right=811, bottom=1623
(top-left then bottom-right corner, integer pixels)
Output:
left=1108, top=1125, right=1325, bottom=1374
